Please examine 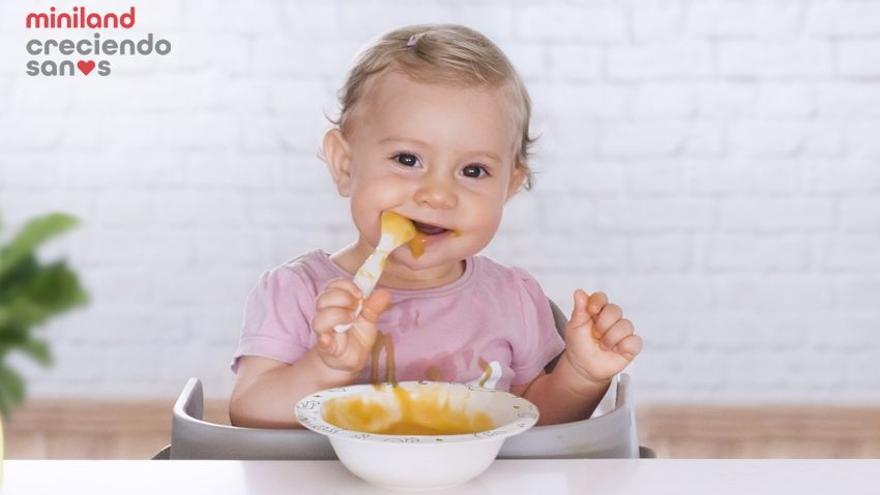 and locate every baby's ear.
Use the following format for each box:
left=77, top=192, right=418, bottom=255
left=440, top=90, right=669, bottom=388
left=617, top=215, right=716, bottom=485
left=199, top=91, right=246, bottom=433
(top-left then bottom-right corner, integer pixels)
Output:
left=323, top=128, right=353, bottom=197
left=505, top=166, right=526, bottom=201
